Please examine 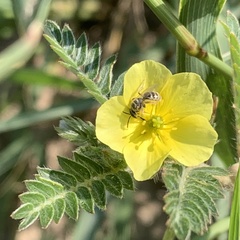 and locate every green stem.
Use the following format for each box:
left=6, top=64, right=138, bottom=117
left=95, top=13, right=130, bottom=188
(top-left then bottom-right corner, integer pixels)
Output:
left=162, top=226, right=176, bottom=240
left=143, top=0, right=233, bottom=78
left=200, top=52, right=232, bottom=78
